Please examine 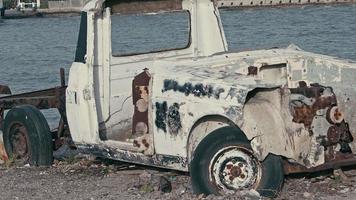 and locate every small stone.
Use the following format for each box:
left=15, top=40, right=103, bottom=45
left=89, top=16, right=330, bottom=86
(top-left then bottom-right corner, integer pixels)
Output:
left=154, top=185, right=159, bottom=191
left=139, top=171, right=151, bottom=183
left=241, top=189, right=261, bottom=199
left=197, top=194, right=205, bottom=199
left=340, top=188, right=350, bottom=193
left=139, top=183, right=154, bottom=193
left=216, top=196, right=224, bottom=200
left=39, top=171, right=48, bottom=175
left=159, top=176, right=172, bottom=193
left=176, top=185, right=186, bottom=194
left=334, top=169, right=351, bottom=184
left=303, top=192, right=312, bottom=198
